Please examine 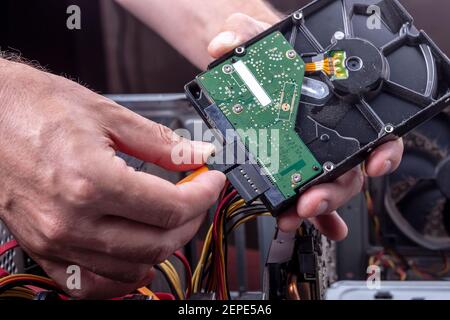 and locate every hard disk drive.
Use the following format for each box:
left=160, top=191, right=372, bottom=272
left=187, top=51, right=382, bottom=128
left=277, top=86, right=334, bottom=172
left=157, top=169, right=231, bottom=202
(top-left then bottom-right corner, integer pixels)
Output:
left=185, top=0, right=450, bottom=214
